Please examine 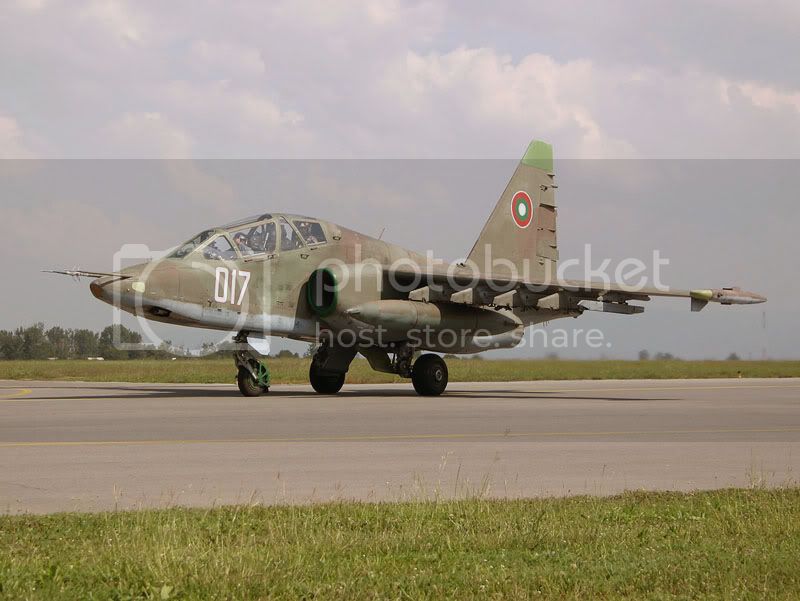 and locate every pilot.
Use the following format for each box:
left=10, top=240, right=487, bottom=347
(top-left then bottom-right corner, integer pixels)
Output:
left=233, top=233, right=252, bottom=255
left=297, top=221, right=319, bottom=244
left=249, top=228, right=265, bottom=253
